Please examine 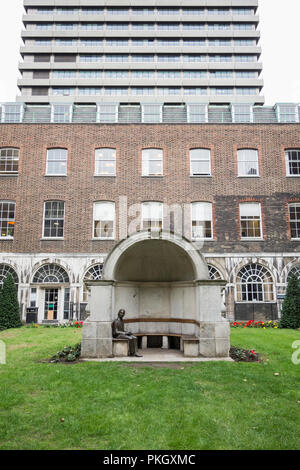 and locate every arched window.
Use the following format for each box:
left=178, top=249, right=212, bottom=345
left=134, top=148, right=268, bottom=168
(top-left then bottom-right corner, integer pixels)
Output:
left=0, top=201, right=16, bottom=239
left=208, top=264, right=222, bottom=280
left=239, top=202, right=262, bottom=239
left=83, top=263, right=103, bottom=302
left=95, top=148, right=116, bottom=176
left=32, top=264, right=69, bottom=283
left=142, top=149, right=163, bottom=176
left=0, top=148, right=19, bottom=174
left=191, top=202, right=213, bottom=239
left=236, top=264, right=274, bottom=302
left=287, top=265, right=300, bottom=281
left=46, top=148, right=67, bottom=175
left=141, top=202, right=163, bottom=230
left=289, top=203, right=300, bottom=239
left=237, top=149, right=259, bottom=176
left=93, top=201, right=115, bottom=239
left=190, top=148, right=211, bottom=176
left=0, top=264, right=18, bottom=288
left=285, top=149, right=300, bottom=176
left=43, top=201, right=65, bottom=238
